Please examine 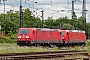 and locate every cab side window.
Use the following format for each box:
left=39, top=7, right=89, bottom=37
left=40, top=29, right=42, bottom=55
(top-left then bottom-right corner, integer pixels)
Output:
left=61, top=32, right=64, bottom=36
left=60, top=32, right=61, bottom=35
left=67, top=32, right=68, bottom=35
left=33, top=31, right=34, bottom=34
